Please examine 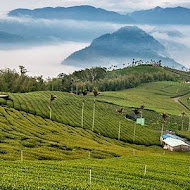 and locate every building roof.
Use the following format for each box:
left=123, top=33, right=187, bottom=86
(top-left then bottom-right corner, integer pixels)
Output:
left=166, top=134, right=184, bottom=141
left=163, top=138, right=189, bottom=147
left=162, top=134, right=169, bottom=139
